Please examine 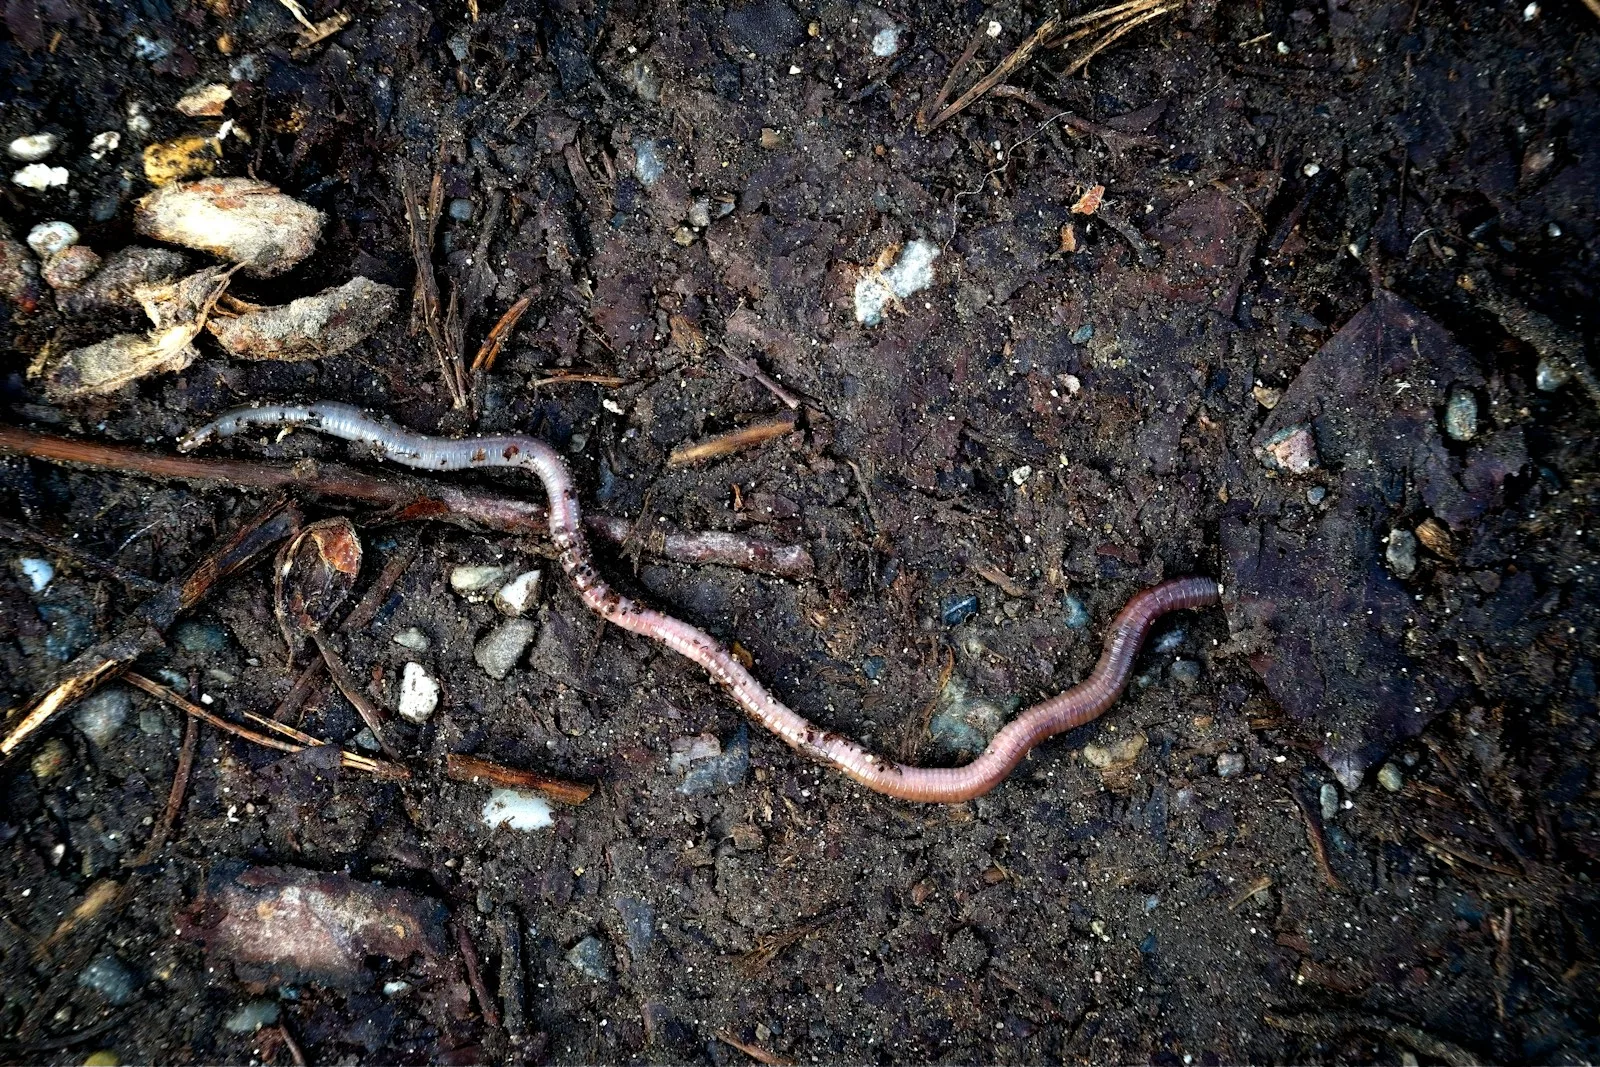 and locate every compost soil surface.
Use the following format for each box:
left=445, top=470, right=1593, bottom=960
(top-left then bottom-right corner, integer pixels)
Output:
left=2, top=0, right=1598, bottom=1062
